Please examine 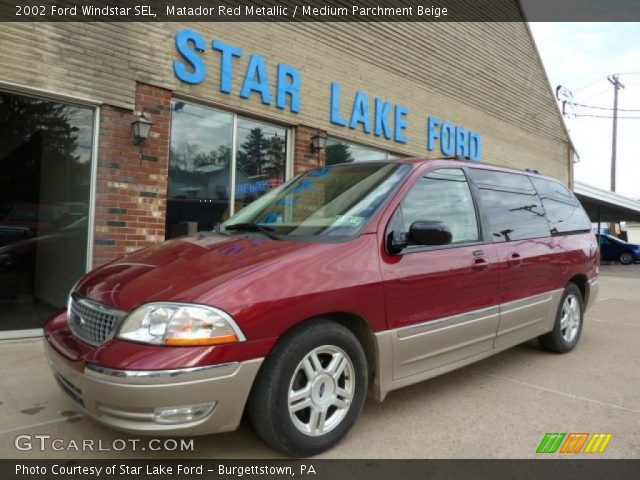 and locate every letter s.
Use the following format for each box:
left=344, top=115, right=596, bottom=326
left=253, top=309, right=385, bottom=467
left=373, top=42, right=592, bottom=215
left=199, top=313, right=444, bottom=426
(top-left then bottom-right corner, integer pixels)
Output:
left=174, top=29, right=206, bottom=85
